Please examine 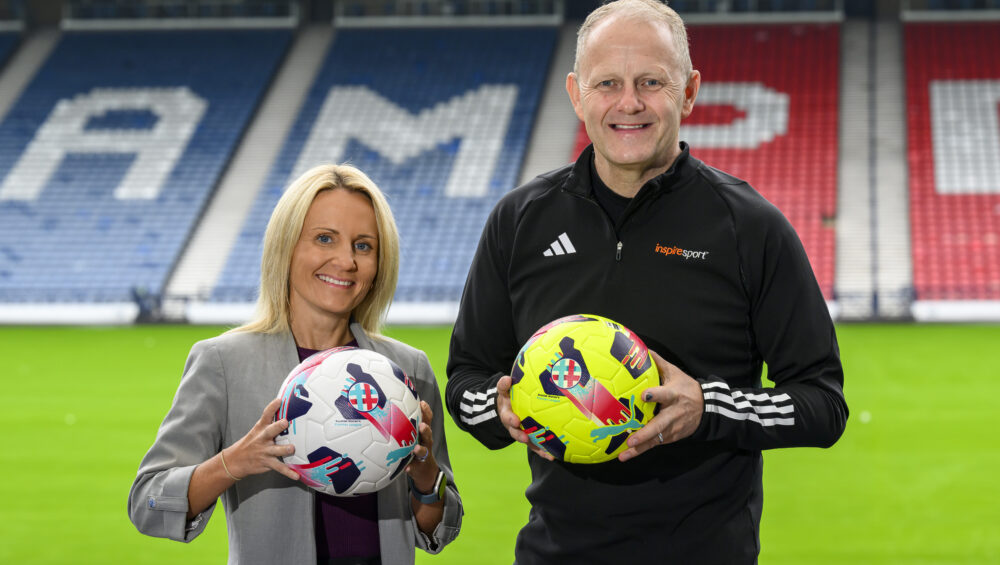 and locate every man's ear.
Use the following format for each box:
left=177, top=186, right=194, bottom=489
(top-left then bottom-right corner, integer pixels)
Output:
left=566, top=72, right=585, bottom=122
left=681, top=70, right=701, bottom=119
